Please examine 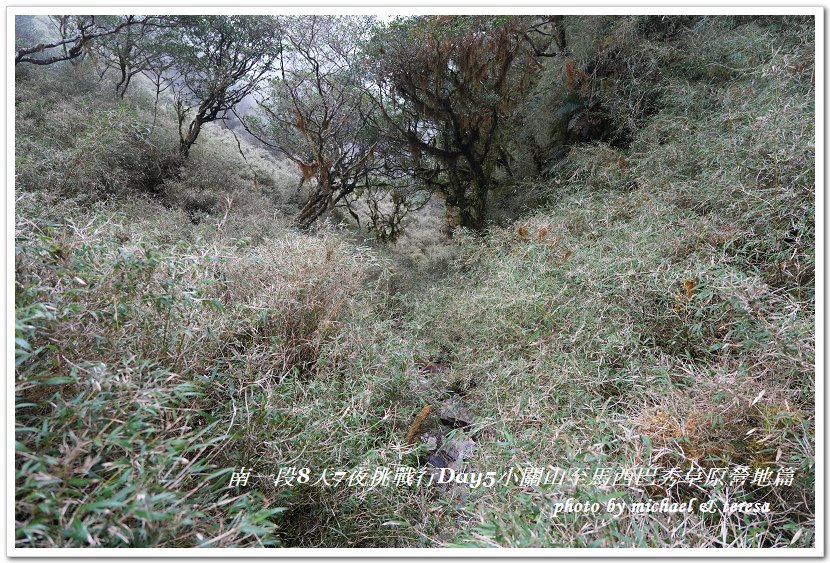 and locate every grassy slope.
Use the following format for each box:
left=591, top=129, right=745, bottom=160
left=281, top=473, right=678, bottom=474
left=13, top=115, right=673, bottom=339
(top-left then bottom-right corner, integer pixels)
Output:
left=411, top=16, right=815, bottom=548
left=15, top=16, right=814, bottom=548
